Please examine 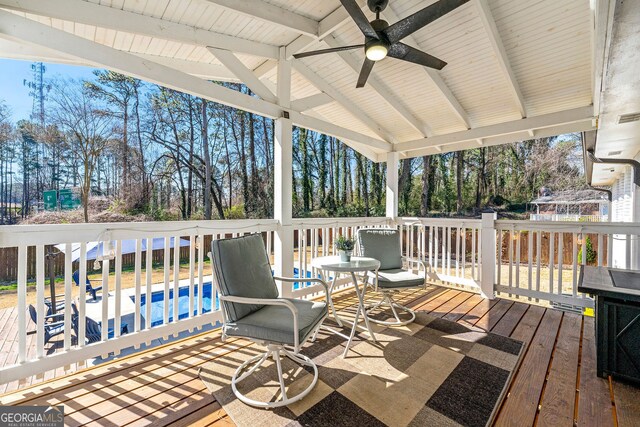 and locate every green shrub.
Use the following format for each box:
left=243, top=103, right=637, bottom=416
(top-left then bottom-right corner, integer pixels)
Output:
left=578, top=235, right=597, bottom=264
